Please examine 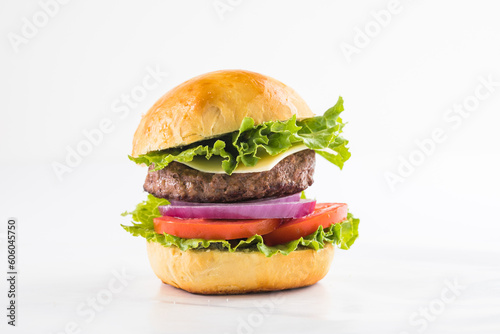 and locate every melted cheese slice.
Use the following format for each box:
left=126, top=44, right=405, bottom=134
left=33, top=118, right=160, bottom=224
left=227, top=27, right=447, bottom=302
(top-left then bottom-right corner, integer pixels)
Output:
left=179, top=144, right=309, bottom=174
